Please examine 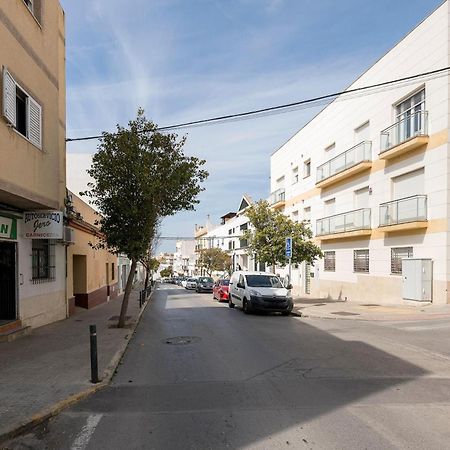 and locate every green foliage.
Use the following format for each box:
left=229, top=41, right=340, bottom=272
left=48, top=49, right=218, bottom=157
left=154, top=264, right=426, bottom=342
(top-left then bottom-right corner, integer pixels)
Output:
left=160, top=266, right=173, bottom=278
left=197, top=248, right=232, bottom=275
left=243, top=200, right=323, bottom=270
left=81, top=109, right=208, bottom=261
